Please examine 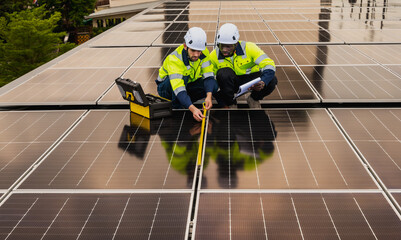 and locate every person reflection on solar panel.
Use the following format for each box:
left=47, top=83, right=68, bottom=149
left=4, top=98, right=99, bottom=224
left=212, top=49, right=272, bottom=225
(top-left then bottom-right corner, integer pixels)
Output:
left=156, top=27, right=218, bottom=122
left=157, top=114, right=213, bottom=187
left=205, top=110, right=276, bottom=188
left=210, top=23, right=278, bottom=108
